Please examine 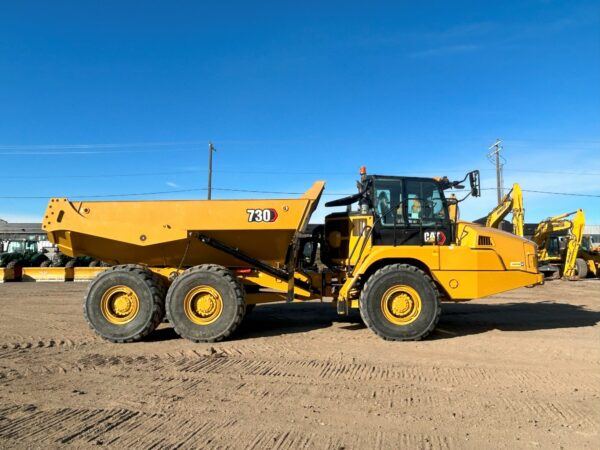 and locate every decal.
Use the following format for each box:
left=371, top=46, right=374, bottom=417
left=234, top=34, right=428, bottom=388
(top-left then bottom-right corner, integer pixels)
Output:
left=510, top=261, right=525, bottom=267
left=423, top=231, right=446, bottom=245
left=247, top=208, right=278, bottom=223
